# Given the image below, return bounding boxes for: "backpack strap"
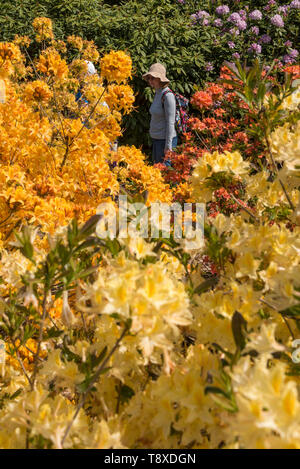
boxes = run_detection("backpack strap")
[161,88,174,106]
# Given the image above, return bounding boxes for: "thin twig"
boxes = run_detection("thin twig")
[31,289,48,389]
[85,110,114,131]
[194,130,210,151]
[0,210,14,227]
[61,324,129,447]
[265,133,295,211]
[60,139,70,170]
[81,165,93,197]
[9,147,19,166]
[229,192,260,222]
[35,129,57,170]
[23,48,42,81]
[52,87,66,141]
[59,87,107,169]
[5,219,22,241]
[24,344,45,362]
[15,349,32,388]
[38,102,64,141]
[115,381,122,414]
[69,87,107,145]
[49,315,60,330]
[81,312,88,339]
[260,298,295,340]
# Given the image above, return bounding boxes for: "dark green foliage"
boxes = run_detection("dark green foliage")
[0,0,220,152]
[0,0,104,40]
[95,0,223,150]
[1,0,299,151]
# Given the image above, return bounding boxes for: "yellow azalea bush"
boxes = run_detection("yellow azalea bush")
[0,20,300,450]
[0,20,171,246]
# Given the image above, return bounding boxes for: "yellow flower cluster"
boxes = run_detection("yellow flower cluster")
[0,42,22,78]
[191,150,249,202]
[279,82,300,111]
[105,84,135,114]
[32,17,54,42]
[271,120,300,178]
[225,352,300,449]
[36,49,69,80]
[80,251,192,367]
[100,50,132,84]
[121,345,220,448]
[23,80,53,103]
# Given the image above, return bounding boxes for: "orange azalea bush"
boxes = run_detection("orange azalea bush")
[158,66,267,191]
[160,63,299,213]
[0,20,172,247]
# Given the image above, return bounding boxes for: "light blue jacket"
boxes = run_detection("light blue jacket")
[149,87,177,150]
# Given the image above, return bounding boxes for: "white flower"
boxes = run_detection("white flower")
[61,290,74,327]
[245,324,285,355]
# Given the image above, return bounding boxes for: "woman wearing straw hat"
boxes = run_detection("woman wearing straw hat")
[143,63,177,164]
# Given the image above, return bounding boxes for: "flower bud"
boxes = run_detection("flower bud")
[62,290,74,327]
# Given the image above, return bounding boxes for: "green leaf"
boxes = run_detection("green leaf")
[193,277,218,295]
[44,327,64,339]
[74,237,105,252]
[79,215,102,239]
[280,303,300,319]
[95,346,108,366]
[231,311,247,352]
[204,386,238,413]
[211,342,234,361]
[119,384,135,405]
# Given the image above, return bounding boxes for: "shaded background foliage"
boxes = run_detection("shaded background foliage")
[1,0,299,152]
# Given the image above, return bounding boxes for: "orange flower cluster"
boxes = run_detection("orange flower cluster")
[190,90,213,109]
[67,35,84,51]
[207,186,240,218]
[0,42,22,78]
[283,65,300,79]
[6,338,47,372]
[160,67,266,189]
[67,36,100,62]
[190,83,224,111]
[157,145,205,187]
[188,117,207,131]
[36,49,69,80]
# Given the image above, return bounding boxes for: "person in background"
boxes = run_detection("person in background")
[76,61,118,151]
[142,63,177,164]
[75,60,97,105]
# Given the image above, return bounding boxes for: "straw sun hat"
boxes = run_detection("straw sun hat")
[142,63,170,84]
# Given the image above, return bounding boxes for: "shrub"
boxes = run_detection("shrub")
[1,23,300,448]
[1,1,299,151]
[0,19,172,244]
